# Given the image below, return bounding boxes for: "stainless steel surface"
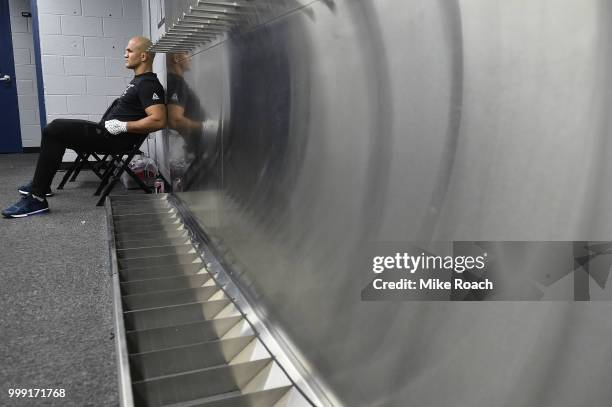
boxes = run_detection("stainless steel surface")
[181,15,233,24]
[184,387,293,407]
[120,274,213,296]
[188,9,246,21]
[126,316,243,354]
[169,24,226,33]
[167,27,220,34]
[117,237,191,250]
[181,16,234,26]
[122,286,220,310]
[191,7,252,16]
[129,335,256,380]
[196,1,253,8]
[161,0,612,406]
[114,216,181,228]
[117,229,188,243]
[120,263,209,281]
[106,198,136,407]
[159,36,218,41]
[107,195,309,406]
[161,38,214,41]
[117,253,200,270]
[171,195,331,406]
[166,31,223,39]
[161,39,214,44]
[150,0,264,53]
[132,359,272,406]
[169,26,220,32]
[116,245,194,259]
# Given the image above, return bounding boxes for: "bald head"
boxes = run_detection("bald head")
[131,36,153,53]
[130,36,155,60]
[125,36,155,73]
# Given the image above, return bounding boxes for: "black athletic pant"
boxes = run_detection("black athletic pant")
[30,119,134,198]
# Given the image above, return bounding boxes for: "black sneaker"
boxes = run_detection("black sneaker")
[2,194,49,218]
[18,181,54,197]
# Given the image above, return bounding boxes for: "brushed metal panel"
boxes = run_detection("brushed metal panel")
[161,0,612,406]
[119,263,208,282]
[117,244,194,260]
[132,359,271,406]
[123,286,220,311]
[115,229,188,243]
[126,316,243,354]
[124,299,232,331]
[129,335,255,380]
[121,274,212,295]
[117,236,190,250]
[118,253,200,270]
[187,386,292,407]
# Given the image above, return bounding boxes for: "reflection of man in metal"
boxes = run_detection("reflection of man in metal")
[167,52,205,140]
[166,52,218,189]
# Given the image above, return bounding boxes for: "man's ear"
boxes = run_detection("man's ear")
[141,52,147,62]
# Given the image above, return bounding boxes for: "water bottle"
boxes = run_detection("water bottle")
[173,177,183,192]
[154,177,164,194]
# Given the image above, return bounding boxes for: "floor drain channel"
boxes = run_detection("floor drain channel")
[106,194,307,407]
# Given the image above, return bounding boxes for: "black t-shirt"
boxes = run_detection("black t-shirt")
[101,72,165,123]
[167,73,204,121]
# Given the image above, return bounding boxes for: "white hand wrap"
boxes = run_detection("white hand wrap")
[201,119,219,143]
[104,119,128,135]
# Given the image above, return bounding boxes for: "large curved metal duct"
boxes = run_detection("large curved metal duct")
[161,0,612,405]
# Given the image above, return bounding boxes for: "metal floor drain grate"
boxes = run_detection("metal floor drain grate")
[106,194,312,407]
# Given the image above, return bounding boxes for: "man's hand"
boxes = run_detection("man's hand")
[202,119,219,142]
[105,119,128,135]
[124,105,167,134]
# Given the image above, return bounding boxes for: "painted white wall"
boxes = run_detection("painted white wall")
[9,0,42,148]
[36,0,143,127]
[24,0,169,172]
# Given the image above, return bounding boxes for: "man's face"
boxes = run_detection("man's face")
[124,39,144,69]
[179,53,192,71]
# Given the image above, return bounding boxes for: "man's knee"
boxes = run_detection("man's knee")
[42,119,61,138]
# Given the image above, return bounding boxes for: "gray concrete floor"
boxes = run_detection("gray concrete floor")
[0,154,119,406]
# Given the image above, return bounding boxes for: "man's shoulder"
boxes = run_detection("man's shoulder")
[135,73,163,87]
[135,75,165,99]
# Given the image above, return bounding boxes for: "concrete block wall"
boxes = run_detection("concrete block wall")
[9,0,41,148]
[36,0,143,127]
[141,0,167,177]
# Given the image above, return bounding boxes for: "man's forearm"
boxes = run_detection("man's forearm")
[126,116,166,134]
[169,115,202,133]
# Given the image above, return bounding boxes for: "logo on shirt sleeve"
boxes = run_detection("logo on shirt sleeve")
[152,93,160,100]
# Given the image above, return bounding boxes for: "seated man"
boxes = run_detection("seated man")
[2,36,167,218]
